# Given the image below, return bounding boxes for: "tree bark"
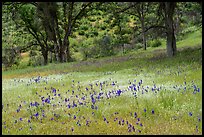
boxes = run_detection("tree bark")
[164,2,177,57]
[49,51,52,63]
[61,2,74,63]
[136,3,147,50]
[41,46,48,65]
[141,17,147,50]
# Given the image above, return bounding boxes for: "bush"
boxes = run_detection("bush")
[89,17,96,22]
[104,19,111,24]
[92,31,99,36]
[28,51,44,67]
[2,47,21,70]
[100,25,106,30]
[148,39,162,47]
[135,43,143,50]
[85,33,89,38]
[78,30,85,36]
[97,35,115,57]
[80,25,89,31]
[80,35,115,59]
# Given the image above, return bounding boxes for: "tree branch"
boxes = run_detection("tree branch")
[136,25,167,36]
[19,42,39,52]
[73,2,93,24]
[145,25,166,33]
[114,2,139,14]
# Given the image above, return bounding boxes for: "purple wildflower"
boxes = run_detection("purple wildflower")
[104,117,106,121]
[144,108,146,112]
[16,109,20,113]
[45,98,50,103]
[134,112,137,118]
[140,123,143,127]
[34,112,39,117]
[152,109,154,114]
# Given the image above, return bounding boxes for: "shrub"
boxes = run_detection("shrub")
[92,31,99,36]
[104,19,111,24]
[89,17,96,22]
[28,51,44,67]
[97,35,115,57]
[97,16,102,20]
[148,39,162,47]
[85,33,89,38]
[80,25,89,31]
[100,25,106,30]
[78,30,85,36]
[2,47,21,70]
[135,43,143,50]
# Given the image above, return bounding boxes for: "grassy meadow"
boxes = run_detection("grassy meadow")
[2,29,202,135]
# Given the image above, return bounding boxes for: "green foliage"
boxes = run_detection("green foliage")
[2,47,21,70]
[79,25,89,31]
[180,26,199,35]
[79,34,115,59]
[100,25,107,30]
[89,16,97,22]
[148,39,162,47]
[96,34,114,57]
[135,43,143,50]
[91,30,99,37]
[78,30,85,36]
[28,50,44,67]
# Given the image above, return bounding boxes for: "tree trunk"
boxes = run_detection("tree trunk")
[66,38,72,62]
[49,51,52,63]
[59,44,66,63]
[164,2,176,57]
[41,47,48,65]
[141,18,147,50]
[141,3,147,50]
[122,44,125,54]
[60,2,74,63]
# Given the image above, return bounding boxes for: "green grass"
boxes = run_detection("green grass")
[2,29,202,135]
[177,28,202,48]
